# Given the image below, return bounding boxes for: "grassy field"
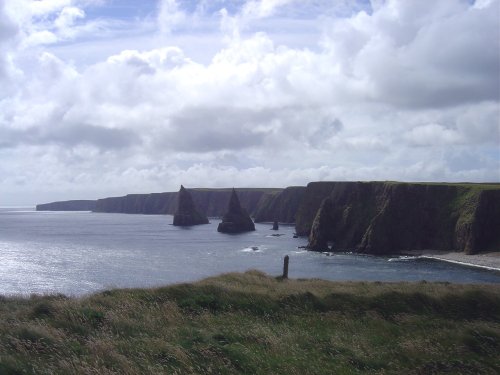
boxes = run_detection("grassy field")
[1,271,499,374]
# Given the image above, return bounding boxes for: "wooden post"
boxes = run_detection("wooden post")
[283,255,289,279]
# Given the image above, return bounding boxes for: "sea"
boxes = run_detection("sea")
[1,207,499,296]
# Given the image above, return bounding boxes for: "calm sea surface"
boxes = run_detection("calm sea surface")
[1,208,499,296]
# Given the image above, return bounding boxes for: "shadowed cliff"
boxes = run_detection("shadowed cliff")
[301,182,500,254]
[92,188,282,217]
[253,186,306,223]
[35,182,500,255]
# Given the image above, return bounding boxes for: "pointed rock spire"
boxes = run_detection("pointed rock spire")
[217,189,255,233]
[272,220,279,230]
[173,185,209,226]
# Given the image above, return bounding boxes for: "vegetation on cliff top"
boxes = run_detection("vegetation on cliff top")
[1,271,499,374]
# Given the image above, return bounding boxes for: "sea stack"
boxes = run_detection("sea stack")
[217,189,255,233]
[173,186,209,226]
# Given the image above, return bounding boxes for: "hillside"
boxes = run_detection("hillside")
[0,271,499,374]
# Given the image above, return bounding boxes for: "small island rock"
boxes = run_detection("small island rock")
[173,185,209,226]
[217,189,256,233]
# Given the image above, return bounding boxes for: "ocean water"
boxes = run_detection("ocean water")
[0,208,499,296]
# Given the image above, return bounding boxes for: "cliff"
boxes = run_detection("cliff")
[93,192,177,214]
[92,188,281,217]
[301,182,500,254]
[253,186,306,223]
[36,200,97,211]
[217,189,255,233]
[34,181,500,255]
[173,186,209,226]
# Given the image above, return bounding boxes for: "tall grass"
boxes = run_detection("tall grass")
[0,271,499,374]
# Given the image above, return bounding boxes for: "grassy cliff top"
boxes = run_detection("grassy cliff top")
[307,181,500,190]
[190,187,283,192]
[384,181,500,190]
[1,271,499,374]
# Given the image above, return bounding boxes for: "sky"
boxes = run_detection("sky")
[0,0,499,206]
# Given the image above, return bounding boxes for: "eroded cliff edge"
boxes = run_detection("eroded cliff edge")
[300,182,500,254]
[35,181,500,255]
[92,188,282,217]
[252,186,306,223]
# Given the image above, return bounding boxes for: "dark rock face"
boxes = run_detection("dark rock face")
[92,189,281,216]
[308,198,335,251]
[217,189,255,233]
[36,181,500,255]
[94,193,177,214]
[173,186,209,226]
[253,186,306,223]
[303,182,500,254]
[36,200,96,211]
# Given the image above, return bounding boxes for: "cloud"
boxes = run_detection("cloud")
[0,0,19,94]
[163,107,275,152]
[0,0,499,205]
[404,123,463,147]
[0,124,137,150]
[321,0,500,108]
[241,0,296,20]
[157,0,186,35]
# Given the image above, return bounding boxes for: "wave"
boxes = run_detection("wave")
[388,256,419,262]
[240,246,263,253]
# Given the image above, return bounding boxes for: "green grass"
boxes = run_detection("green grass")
[383,181,500,190]
[1,271,499,374]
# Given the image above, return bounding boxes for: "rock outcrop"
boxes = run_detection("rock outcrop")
[173,186,209,226]
[217,189,256,233]
[303,182,500,254]
[253,186,306,223]
[308,198,335,251]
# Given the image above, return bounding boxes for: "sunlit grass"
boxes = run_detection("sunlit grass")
[0,271,499,374]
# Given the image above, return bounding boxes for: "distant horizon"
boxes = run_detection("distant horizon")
[29,180,500,207]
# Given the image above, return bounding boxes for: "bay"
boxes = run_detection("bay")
[1,208,499,296]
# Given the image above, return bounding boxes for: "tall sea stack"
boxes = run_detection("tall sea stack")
[217,189,256,233]
[173,186,209,226]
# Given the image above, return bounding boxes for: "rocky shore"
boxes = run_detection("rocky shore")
[404,250,500,271]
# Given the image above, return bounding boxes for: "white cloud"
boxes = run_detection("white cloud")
[241,0,296,19]
[0,0,499,205]
[405,123,463,147]
[157,0,186,35]
[54,6,85,34]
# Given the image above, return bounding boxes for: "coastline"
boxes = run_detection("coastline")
[403,250,500,272]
